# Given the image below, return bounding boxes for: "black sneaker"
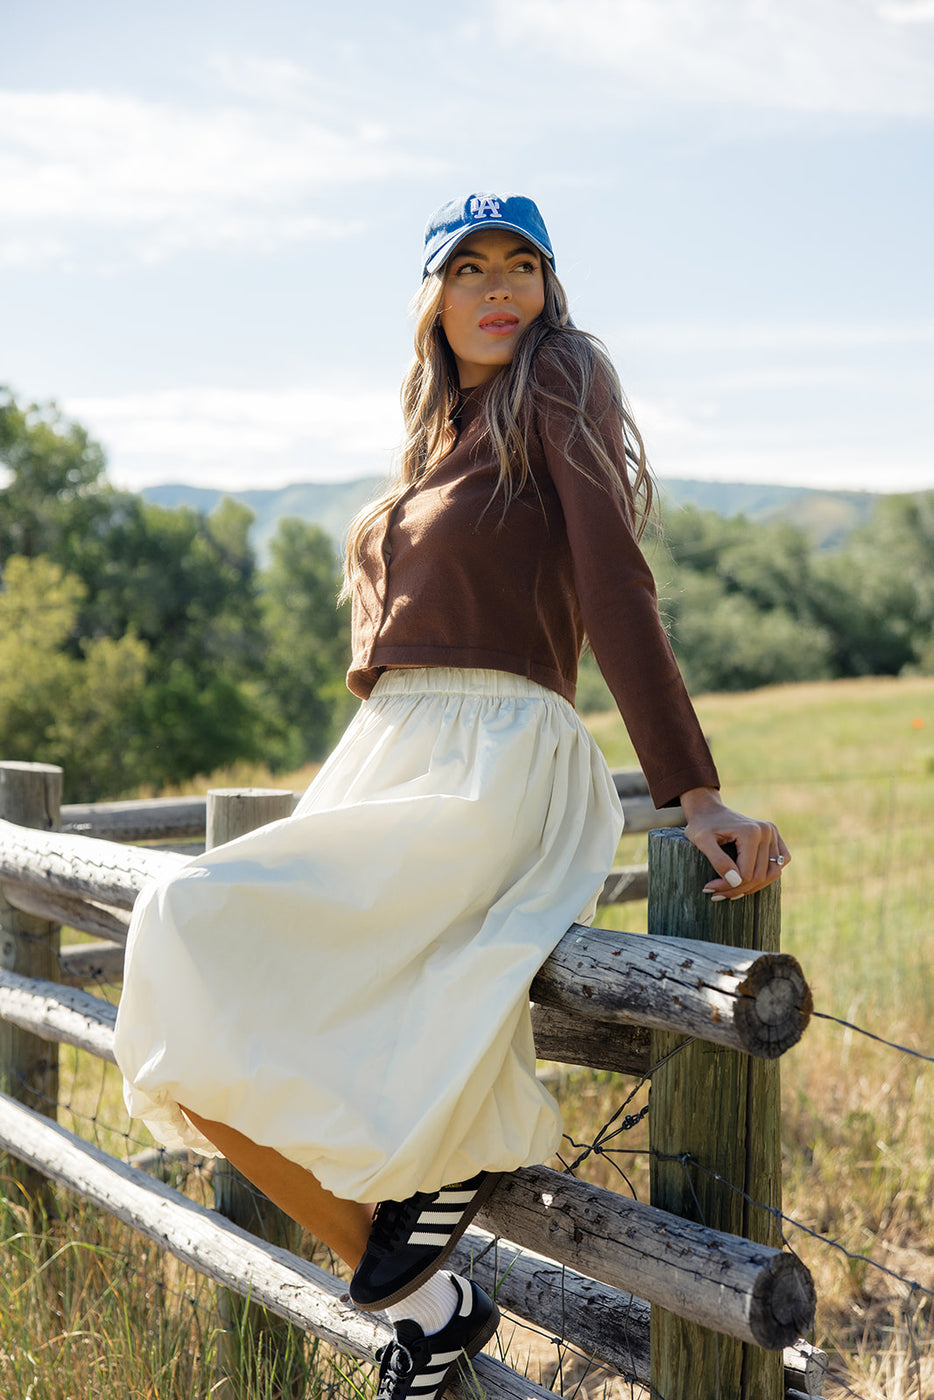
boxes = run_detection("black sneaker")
[350,1171,502,1311]
[374,1275,499,1400]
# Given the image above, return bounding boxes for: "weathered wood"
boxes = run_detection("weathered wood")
[61,795,208,842]
[0,957,815,1353]
[783,1340,828,1396]
[0,810,809,1056]
[206,788,297,848]
[456,1225,822,1397]
[7,947,655,1073]
[618,796,686,834]
[452,1225,651,1381]
[477,1164,813,1350]
[610,769,685,831]
[530,1004,651,1076]
[0,963,816,1362]
[59,939,125,986]
[532,923,811,1059]
[452,1228,823,1397]
[0,1095,550,1400]
[649,826,791,1400]
[0,819,185,909]
[0,763,64,1206]
[598,864,649,905]
[1,880,130,944]
[206,789,304,1394]
[0,969,118,1063]
[611,767,650,799]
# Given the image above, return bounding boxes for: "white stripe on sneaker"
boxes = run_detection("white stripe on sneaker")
[407,1230,451,1246]
[418,1210,465,1225]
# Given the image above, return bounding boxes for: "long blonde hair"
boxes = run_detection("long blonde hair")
[340,260,653,600]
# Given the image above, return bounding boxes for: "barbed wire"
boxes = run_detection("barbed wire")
[811,1010,934,1064]
[656,1150,934,1303]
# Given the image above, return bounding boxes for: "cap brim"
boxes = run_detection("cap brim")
[424,222,555,277]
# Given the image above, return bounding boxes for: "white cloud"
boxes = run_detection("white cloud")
[0,87,443,265]
[495,0,934,116]
[878,1,934,21]
[655,444,932,492]
[64,384,403,490]
[620,323,934,354]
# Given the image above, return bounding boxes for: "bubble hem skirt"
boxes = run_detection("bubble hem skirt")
[114,668,624,1204]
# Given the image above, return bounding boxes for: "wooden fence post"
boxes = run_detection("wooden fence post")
[206,788,305,1397]
[0,761,63,1211]
[648,828,792,1400]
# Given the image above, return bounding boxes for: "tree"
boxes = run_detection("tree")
[0,556,150,799]
[1,389,274,787]
[260,518,354,764]
[0,385,116,565]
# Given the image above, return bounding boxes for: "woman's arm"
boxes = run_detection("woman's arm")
[680,786,790,900]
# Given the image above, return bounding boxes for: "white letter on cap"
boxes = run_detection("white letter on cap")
[470,197,502,220]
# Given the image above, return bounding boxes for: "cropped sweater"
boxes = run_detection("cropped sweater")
[347,360,719,809]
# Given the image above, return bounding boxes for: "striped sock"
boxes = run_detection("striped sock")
[383,1270,459,1335]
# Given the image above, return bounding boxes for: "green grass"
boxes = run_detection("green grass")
[3,674,934,1398]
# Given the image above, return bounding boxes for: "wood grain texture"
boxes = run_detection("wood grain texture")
[532,923,810,1058]
[451,1225,650,1381]
[0,818,184,909]
[58,939,125,986]
[530,1005,651,1076]
[477,1164,813,1350]
[0,762,64,1206]
[0,968,117,1063]
[2,880,129,943]
[452,1227,824,1397]
[598,865,649,905]
[61,795,209,842]
[648,827,802,1399]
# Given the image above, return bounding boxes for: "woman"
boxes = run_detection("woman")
[114,192,789,1400]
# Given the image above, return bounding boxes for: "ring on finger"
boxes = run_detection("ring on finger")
[769,855,785,866]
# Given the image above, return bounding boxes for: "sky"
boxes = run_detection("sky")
[2,0,933,497]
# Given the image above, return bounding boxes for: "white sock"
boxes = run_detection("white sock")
[383,1271,460,1335]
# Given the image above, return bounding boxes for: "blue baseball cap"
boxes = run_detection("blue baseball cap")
[422,193,555,279]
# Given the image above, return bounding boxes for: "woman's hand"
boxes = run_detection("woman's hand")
[679,787,790,901]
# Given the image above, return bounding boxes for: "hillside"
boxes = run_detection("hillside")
[142,475,882,558]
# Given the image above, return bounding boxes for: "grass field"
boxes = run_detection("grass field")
[2,674,933,1398]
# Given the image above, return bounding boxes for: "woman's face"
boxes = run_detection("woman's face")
[439,227,546,388]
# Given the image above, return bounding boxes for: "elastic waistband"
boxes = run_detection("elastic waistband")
[369,666,558,701]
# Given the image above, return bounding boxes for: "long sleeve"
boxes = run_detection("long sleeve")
[535,366,719,808]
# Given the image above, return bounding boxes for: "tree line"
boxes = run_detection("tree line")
[2,387,932,799]
[0,388,353,799]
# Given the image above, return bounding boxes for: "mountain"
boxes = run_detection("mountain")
[142,475,882,559]
[655,479,879,549]
[142,478,385,560]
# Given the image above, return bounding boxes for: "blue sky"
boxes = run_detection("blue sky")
[2,0,933,495]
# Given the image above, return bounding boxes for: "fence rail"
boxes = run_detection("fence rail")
[0,760,820,1400]
[54,769,674,903]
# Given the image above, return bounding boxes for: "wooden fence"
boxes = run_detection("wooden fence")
[0,758,824,1400]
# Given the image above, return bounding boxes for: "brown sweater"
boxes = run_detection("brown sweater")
[348,360,719,809]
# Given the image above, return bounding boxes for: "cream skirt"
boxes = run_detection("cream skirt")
[114,668,623,1203]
